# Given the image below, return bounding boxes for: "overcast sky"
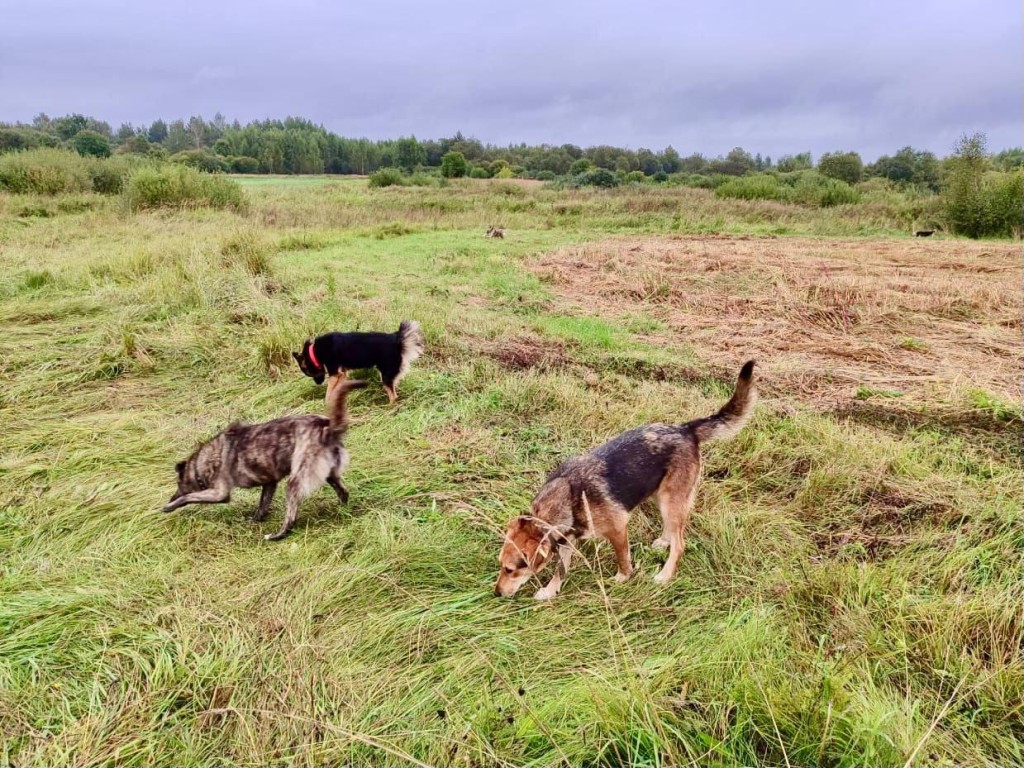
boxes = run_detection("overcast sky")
[1,0,1020,159]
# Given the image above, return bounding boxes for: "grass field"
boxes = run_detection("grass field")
[0,178,1021,766]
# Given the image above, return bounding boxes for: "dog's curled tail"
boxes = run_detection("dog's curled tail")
[329,379,368,435]
[397,320,425,375]
[690,360,757,443]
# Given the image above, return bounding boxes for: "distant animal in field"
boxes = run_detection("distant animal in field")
[164,380,367,541]
[485,226,505,239]
[494,361,757,599]
[293,321,424,404]
[914,230,934,237]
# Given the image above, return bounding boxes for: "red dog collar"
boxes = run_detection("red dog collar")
[307,343,322,370]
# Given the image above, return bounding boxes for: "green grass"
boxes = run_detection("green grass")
[0,178,1020,766]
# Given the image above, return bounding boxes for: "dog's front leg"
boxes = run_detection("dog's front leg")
[162,486,231,512]
[535,544,573,600]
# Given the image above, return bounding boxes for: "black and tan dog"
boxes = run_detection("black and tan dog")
[293,321,424,404]
[164,380,366,540]
[494,361,756,599]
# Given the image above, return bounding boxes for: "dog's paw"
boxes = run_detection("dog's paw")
[534,586,558,601]
[264,531,288,541]
[652,570,673,584]
[162,503,177,513]
[613,571,632,584]
[651,537,669,551]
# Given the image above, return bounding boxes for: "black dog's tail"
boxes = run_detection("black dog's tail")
[689,360,757,443]
[329,380,368,435]
[397,320,425,377]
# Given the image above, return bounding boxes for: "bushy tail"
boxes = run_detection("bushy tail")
[690,360,757,443]
[329,380,368,435]
[397,320,424,378]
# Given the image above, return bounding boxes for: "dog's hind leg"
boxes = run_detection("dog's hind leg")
[253,482,277,521]
[653,457,700,584]
[265,459,326,541]
[326,472,349,505]
[265,479,304,541]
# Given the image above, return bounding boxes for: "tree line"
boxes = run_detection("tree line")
[2,112,1021,185]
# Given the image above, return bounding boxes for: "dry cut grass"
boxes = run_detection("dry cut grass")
[532,235,1022,407]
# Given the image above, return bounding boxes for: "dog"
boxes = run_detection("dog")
[293,320,424,404]
[494,360,756,599]
[164,380,367,540]
[485,226,505,239]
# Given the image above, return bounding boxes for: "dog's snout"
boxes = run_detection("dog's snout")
[493,585,502,597]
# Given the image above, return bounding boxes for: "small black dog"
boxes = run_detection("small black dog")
[293,320,424,403]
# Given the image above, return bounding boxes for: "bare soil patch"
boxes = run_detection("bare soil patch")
[532,236,1021,407]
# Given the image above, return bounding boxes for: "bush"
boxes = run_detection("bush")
[818,151,863,184]
[791,172,860,207]
[715,174,787,201]
[0,148,93,194]
[652,171,668,183]
[440,151,467,178]
[570,158,594,174]
[121,165,247,212]
[985,171,1023,238]
[368,167,406,188]
[535,170,556,181]
[575,168,620,188]
[72,130,112,158]
[89,155,139,195]
[468,166,490,179]
[623,170,647,184]
[227,156,261,174]
[170,149,227,173]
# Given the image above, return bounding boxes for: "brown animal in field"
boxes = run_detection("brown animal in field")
[494,361,756,599]
[486,226,505,239]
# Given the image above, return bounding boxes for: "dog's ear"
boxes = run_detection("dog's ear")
[175,460,186,478]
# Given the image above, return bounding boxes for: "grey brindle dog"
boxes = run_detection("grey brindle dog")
[164,380,366,540]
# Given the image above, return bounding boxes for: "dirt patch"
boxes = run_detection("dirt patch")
[531,236,1022,406]
[470,334,573,371]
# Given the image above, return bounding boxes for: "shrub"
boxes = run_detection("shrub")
[716,174,787,201]
[121,164,247,212]
[368,167,406,188]
[791,172,860,207]
[227,156,261,174]
[0,148,93,194]
[170,149,227,173]
[943,133,1003,238]
[623,170,647,184]
[818,151,863,184]
[440,151,467,178]
[469,166,490,179]
[495,167,516,179]
[652,170,668,183]
[89,154,138,194]
[71,130,112,158]
[985,171,1023,238]
[535,170,556,181]
[570,158,594,174]
[575,168,620,188]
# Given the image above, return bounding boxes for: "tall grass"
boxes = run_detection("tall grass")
[0,148,143,196]
[121,165,247,212]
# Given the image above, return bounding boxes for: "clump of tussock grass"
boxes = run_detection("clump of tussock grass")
[220,229,275,280]
[121,164,247,213]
